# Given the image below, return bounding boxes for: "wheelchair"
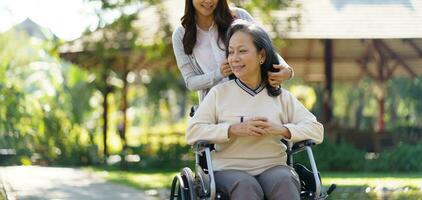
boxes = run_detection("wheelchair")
[170,139,336,200]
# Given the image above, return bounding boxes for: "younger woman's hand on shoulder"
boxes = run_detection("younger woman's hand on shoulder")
[267,64,292,87]
[220,60,232,77]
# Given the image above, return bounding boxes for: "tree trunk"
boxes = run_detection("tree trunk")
[102,70,110,164]
[121,69,128,169]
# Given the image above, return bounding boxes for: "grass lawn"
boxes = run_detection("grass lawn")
[86,167,422,200]
[0,189,4,200]
[321,172,422,200]
[322,171,422,188]
[85,166,178,190]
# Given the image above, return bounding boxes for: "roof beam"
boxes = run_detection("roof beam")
[386,60,400,80]
[356,59,377,80]
[403,39,422,58]
[356,40,377,80]
[376,39,417,79]
[372,40,388,81]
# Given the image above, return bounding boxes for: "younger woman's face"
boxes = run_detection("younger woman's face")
[193,0,219,18]
[228,31,265,81]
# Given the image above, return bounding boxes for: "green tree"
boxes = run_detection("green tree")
[0,29,97,165]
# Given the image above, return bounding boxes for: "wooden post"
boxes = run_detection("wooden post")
[373,40,387,133]
[323,39,333,124]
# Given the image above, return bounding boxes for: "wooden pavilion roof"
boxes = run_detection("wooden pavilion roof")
[60,0,422,81]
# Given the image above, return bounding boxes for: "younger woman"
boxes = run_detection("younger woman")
[172,0,293,102]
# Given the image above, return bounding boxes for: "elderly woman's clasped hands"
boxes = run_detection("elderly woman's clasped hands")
[228,117,292,139]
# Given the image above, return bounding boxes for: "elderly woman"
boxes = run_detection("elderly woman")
[186,20,324,200]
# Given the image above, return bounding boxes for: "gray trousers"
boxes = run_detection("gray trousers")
[214,165,300,200]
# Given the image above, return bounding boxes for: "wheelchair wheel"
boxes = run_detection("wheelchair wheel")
[170,174,185,200]
[170,167,196,200]
[182,167,197,199]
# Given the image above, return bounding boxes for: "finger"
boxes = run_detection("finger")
[249,126,266,136]
[267,79,277,86]
[268,72,289,83]
[270,82,281,87]
[273,64,287,70]
[270,80,282,86]
[270,71,287,78]
[267,71,274,77]
[271,79,282,86]
[250,121,270,128]
[247,116,268,122]
[268,79,276,84]
[268,72,284,79]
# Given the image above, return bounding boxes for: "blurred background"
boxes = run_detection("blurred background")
[0,0,421,199]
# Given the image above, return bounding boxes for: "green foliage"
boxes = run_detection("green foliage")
[0,30,97,165]
[387,77,422,131]
[247,0,297,11]
[294,140,366,171]
[137,143,192,169]
[331,77,422,132]
[294,139,422,172]
[143,68,187,124]
[368,142,422,172]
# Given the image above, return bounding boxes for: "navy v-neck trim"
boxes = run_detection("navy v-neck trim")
[235,79,265,96]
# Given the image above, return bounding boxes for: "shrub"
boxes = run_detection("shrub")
[293,140,366,171]
[369,142,422,172]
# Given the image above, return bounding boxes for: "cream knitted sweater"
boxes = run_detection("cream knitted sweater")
[187,79,324,175]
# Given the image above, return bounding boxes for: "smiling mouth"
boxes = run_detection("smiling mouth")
[232,65,245,72]
[201,4,214,9]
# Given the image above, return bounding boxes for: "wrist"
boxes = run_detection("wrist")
[282,125,291,139]
[287,67,294,79]
[228,125,236,138]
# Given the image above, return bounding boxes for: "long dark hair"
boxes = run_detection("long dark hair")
[225,20,281,97]
[181,0,234,55]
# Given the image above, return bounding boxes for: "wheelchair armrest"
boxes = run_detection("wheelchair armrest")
[193,140,214,152]
[289,139,316,155]
[192,140,217,199]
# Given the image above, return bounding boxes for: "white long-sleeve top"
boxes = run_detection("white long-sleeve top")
[187,79,324,175]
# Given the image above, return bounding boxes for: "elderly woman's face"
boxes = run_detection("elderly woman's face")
[228,31,264,81]
[193,0,218,18]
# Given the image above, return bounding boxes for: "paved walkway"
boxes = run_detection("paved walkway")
[0,166,163,200]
